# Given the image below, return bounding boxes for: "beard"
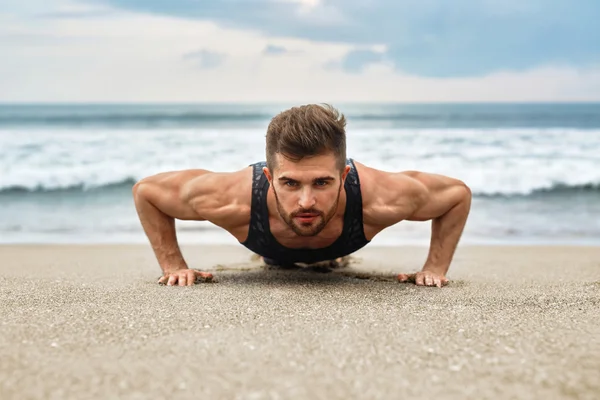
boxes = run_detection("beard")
[273,185,341,237]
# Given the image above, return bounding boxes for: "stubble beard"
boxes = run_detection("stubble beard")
[273,185,341,237]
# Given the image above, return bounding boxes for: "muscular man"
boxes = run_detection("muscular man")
[132,104,472,288]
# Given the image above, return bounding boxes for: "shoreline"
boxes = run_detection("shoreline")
[2,242,600,248]
[3,233,598,248]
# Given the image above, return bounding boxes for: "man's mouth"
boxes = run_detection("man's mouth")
[294,212,320,222]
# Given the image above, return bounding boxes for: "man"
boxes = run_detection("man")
[132,104,472,288]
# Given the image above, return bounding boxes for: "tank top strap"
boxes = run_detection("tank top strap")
[341,158,367,243]
[243,161,271,250]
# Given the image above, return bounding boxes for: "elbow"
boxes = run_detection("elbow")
[132,179,151,202]
[463,181,472,198]
[458,180,472,199]
[457,180,472,212]
[132,180,143,196]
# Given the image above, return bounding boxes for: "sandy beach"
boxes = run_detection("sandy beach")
[1,244,599,400]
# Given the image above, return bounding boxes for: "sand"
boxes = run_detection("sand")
[1,244,599,400]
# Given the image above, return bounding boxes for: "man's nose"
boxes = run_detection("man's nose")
[298,188,316,209]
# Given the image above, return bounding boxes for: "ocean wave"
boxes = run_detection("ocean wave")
[0,111,273,126]
[2,126,599,199]
[0,178,137,194]
[2,176,598,198]
[4,111,598,126]
[475,182,600,197]
[3,103,600,129]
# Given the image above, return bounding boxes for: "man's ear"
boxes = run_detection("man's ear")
[263,166,273,183]
[341,165,351,182]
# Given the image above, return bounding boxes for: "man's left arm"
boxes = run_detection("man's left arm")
[398,171,472,287]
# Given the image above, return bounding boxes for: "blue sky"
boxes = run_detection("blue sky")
[1,0,599,102]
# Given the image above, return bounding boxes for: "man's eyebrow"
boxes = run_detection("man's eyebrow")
[278,176,335,182]
[278,176,296,182]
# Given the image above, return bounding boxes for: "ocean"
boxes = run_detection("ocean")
[1,103,599,246]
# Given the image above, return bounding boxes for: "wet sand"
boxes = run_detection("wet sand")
[1,244,599,399]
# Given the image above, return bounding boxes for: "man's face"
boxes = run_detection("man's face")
[264,152,350,237]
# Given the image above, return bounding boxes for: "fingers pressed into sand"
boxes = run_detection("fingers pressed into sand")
[200,272,213,281]
[187,270,195,286]
[397,273,415,283]
[167,274,178,286]
[425,275,434,286]
[158,276,168,285]
[192,271,214,283]
[178,274,187,286]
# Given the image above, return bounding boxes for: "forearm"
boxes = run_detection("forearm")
[423,190,471,276]
[133,186,188,273]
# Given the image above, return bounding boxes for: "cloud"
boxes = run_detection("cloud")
[37,10,115,18]
[183,49,227,69]
[8,0,115,19]
[1,0,600,103]
[263,44,287,56]
[100,0,600,77]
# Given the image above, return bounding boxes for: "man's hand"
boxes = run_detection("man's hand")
[397,271,448,288]
[158,268,214,286]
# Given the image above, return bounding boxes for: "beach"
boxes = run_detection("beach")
[2,102,600,399]
[2,244,599,400]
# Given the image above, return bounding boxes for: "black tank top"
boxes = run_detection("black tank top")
[239,158,370,264]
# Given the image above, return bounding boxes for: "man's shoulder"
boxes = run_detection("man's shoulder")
[352,160,425,206]
[184,165,254,210]
[353,161,431,229]
[207,165,254,199]
[350,160,389,192]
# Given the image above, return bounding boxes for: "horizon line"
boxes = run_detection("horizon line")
[1,100,600,106]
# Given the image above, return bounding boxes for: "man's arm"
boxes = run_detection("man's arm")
[133,168,252,286]
[361,166,471,287]
[402,171,472,285]
[132,169,224,285]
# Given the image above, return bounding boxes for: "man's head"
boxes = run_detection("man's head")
[263,104,351,237]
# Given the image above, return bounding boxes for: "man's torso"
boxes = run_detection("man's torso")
[191,158,400,263]
[238,159,370,264]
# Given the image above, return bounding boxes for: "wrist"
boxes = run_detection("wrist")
[162,263,188,274]
[422,263,447,276]
[160,253,188,273]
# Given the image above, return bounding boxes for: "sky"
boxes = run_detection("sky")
[1,0,599,103]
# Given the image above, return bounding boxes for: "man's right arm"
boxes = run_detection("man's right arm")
[132,169,212,279]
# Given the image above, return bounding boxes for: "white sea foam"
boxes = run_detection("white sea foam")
[2,127,599,196]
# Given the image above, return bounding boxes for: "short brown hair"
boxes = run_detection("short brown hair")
[265,103,347,172]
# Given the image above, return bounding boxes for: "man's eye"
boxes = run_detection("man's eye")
[315,180,327,186]
[285,181,297,187]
